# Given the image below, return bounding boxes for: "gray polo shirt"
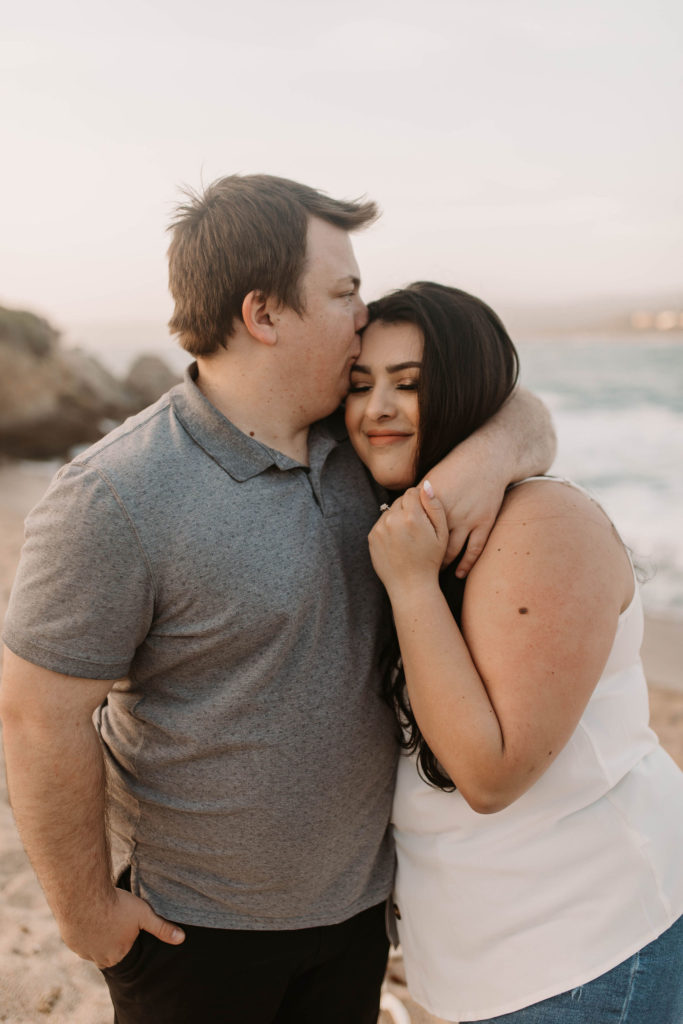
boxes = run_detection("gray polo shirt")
[3,367,398,929]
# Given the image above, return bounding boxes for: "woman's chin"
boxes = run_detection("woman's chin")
[375,471,416,492]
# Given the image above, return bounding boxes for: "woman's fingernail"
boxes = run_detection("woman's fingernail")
[423,479,434,498]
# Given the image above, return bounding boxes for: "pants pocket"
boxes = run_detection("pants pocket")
[101,931,145,978]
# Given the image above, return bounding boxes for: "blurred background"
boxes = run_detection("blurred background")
[0,6,681,1019]
[2,0,682,620]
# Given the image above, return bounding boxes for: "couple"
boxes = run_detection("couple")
[1,175,681,1024]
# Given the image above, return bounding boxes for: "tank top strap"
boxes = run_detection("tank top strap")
[508,473,588,495]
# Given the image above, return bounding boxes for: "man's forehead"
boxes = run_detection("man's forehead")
[304,218,361,275]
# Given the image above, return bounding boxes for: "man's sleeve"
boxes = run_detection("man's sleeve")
[3,463,155,680]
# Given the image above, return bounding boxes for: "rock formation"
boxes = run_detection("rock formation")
[124,354,183,409]
[0,307,180,459]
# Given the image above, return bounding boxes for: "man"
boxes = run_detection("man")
[0,175,555,1023]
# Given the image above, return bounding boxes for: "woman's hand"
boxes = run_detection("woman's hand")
[368,482,448,593]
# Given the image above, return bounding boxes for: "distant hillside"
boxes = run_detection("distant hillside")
[500,290,683,337]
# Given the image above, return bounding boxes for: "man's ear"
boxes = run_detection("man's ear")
[242,291,278,346]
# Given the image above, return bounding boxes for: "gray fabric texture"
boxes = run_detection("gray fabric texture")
[3,366,398,929]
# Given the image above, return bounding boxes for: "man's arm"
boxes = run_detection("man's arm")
[425,387,556,575]
[0,647,184,967]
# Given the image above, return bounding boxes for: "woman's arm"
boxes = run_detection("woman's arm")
[425,387,557,576]
[369,480,633,812]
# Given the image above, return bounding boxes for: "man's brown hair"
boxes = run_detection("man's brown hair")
[167,174,379,356]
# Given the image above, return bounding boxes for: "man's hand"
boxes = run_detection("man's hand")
[0,649,183,970]
[436,464,507,575]
[423,388,556,575]
[424,439,509,575]
[62,887,185,968]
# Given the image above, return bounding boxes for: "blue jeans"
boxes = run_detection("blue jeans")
[464,914,683,1024]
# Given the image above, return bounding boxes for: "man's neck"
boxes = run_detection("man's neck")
[195,356,311,465]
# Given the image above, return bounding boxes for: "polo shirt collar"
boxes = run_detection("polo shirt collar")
[170,364,346,481]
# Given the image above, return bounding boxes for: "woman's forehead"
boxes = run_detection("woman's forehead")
[358,321,423,365]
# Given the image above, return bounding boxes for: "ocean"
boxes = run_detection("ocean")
[517,334,683,621]
[72,326,683,621]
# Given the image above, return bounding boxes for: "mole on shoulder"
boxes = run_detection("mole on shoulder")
[518,607,529,615]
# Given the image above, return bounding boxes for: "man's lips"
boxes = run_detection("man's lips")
[366,432,413,447]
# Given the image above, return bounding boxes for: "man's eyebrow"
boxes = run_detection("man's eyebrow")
[351,361,422,374]
[336,275,361,288]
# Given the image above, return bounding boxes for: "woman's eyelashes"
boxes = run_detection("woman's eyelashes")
[348,376,420,395]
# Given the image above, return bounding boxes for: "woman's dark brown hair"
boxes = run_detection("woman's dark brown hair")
[366,281,519,789]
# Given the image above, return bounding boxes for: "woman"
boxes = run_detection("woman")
[344,282,683,1024]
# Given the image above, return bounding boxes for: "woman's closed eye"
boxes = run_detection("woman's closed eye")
[348,377,419,395]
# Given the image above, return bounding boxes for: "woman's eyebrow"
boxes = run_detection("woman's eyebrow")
[387,361,421,372]
[351,360,422,374]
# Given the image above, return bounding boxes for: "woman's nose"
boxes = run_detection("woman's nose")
[365,385,395,420]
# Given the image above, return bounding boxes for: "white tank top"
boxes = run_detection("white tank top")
[391,481,683,1021]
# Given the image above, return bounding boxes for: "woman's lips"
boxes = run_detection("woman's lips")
[366,433,413,447]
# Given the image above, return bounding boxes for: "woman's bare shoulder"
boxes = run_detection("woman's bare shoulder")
[473,476,633,613]
[497,477,614,529]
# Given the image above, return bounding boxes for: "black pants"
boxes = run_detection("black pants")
[101,899,389,1024]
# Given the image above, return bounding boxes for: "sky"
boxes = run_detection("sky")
[2,0,682,347]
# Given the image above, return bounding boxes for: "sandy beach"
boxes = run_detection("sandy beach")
[0,460,681,1024]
